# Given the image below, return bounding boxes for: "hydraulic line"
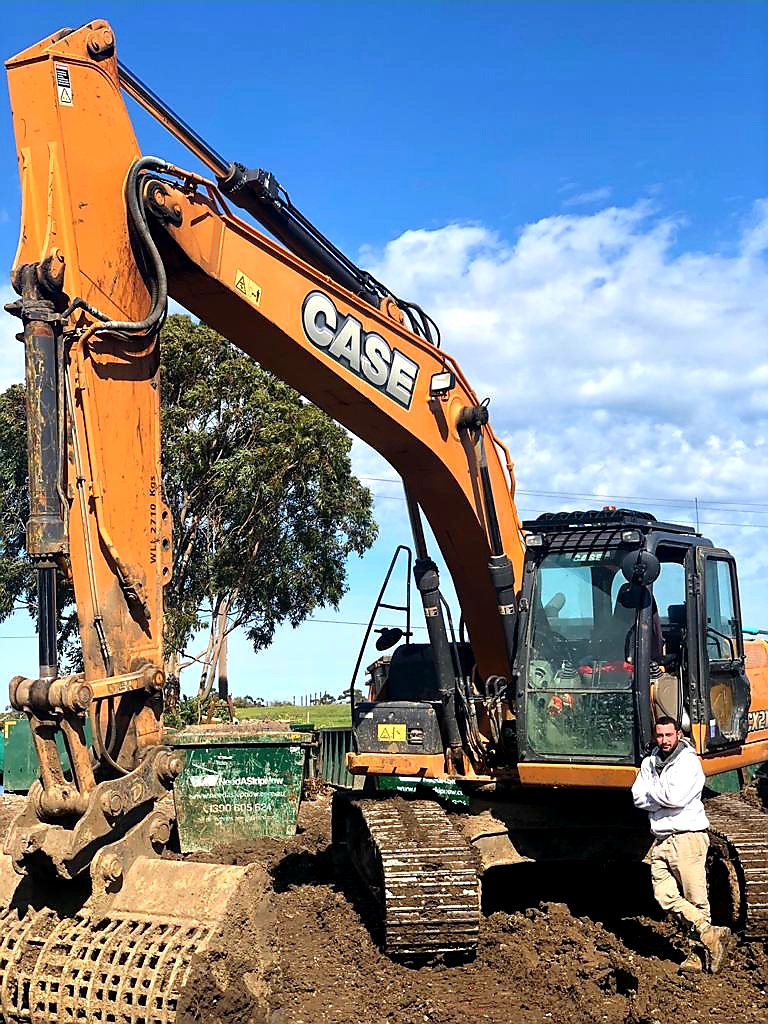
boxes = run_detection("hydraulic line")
[405,488,464,773]
[64,354,112,673]
[99,698,129,776]
[456,405,519,673]
[58,157,171,622]
[117,62,441,344]
[79,156,170,345]
[440,593,484,758]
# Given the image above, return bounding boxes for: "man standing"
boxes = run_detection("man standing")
[632,716,733,973]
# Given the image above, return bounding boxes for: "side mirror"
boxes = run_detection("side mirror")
[375,627,404,651]
[621,549,661,586]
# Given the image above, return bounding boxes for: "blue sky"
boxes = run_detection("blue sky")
[1,2,767,702]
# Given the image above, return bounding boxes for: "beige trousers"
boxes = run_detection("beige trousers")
[650,831,711,934]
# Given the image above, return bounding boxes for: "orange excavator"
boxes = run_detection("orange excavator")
[2,19,767,1020]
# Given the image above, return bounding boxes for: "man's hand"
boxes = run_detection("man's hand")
[631,758,661,811]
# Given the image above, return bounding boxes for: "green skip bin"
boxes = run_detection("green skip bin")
[170,724,312,851]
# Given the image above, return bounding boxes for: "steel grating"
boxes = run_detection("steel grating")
[0,907,213,1024]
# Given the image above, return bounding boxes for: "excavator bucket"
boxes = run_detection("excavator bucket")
[0,854,276,1024]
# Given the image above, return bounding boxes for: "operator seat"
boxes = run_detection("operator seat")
[597,584,638,662]
[664,603,687,665]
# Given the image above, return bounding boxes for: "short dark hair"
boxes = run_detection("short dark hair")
[655,715,681,732]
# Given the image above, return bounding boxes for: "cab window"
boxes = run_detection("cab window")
[705,559,739,660]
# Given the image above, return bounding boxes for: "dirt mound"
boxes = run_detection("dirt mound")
[266,850,768,1024]
[181,862,279,1024]
[198,796,767,1024]
[0,795,25,838]
[0,792,766,1024]
[174,719,294,736]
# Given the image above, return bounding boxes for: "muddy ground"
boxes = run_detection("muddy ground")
[194,786,767,1024]
[0,789,765,1024]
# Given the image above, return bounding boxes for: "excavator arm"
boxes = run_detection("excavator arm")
[5,20,525,878]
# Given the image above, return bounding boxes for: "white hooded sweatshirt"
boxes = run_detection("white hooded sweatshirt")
[631,740,709,836]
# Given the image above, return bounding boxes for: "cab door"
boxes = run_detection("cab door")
[694,548,750,749]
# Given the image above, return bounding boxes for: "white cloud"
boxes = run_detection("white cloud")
[563,186,613,207]
[362,200,768,622]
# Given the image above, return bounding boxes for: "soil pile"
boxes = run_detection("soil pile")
[0,792,765,1024]
[0,794,25,838]
[193,794,767,1024]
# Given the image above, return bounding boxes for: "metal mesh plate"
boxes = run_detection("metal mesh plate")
[0,907,213,1024]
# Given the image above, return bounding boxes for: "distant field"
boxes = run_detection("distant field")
[237,703,351,728]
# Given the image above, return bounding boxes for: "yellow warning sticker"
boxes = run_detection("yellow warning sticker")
[377,723,406,742]
[234,269,262,307]
[55,64,74,107]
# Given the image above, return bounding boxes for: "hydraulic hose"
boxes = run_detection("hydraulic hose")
[79,156,171,343]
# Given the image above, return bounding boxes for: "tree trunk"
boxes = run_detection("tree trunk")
[198,591,237,701]
[164,650,181,713]
[217,610,229,701]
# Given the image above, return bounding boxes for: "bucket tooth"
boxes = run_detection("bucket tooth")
[0,854,277,1024]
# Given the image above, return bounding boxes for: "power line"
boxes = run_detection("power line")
[361,474,768,510]
[308,617,425,630]
[2,481,764,644]
[359,476,768,530]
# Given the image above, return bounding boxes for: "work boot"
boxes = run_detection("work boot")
[678,946,704,974]
[699,925,734,974]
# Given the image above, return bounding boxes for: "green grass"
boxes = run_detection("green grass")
[236,703,351,728]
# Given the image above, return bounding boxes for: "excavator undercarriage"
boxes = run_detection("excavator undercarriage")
[334,786,768,962]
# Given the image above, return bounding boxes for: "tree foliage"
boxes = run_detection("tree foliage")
[0,384,32,618]
[0,315,377,690]
[0,384,79,657]
[160,315,377,691]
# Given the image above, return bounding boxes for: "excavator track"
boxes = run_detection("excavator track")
[706,794,768,938]
[337,796,480,959]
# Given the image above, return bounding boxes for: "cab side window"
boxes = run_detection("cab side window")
[702,555,749,746]
[705,559,738,660]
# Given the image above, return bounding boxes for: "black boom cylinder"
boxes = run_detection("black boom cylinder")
[18,265,66,682]
[37,567,58,680]
[414,557,465,773]
[218,165,381,309]
[21,279,66,560]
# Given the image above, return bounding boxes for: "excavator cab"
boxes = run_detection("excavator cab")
[517,509,751,768]
[349,507,753,779]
